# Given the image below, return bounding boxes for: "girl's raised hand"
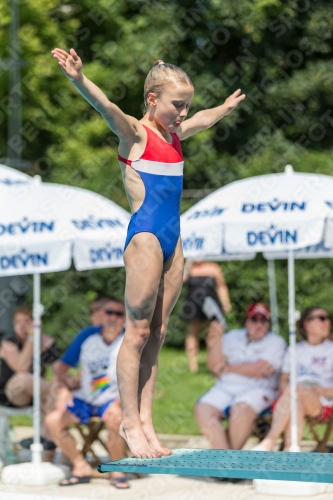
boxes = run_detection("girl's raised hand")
[223,89,246,115]
[51,48,83,81]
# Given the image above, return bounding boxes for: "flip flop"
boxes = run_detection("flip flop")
[59,474,91,486]
[111,477,130,489]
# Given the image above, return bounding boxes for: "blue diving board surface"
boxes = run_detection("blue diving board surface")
[98,449,333,483]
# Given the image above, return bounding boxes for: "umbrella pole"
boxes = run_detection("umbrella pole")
[1,274,64,484]
[288,250,300,452]
[267,259,279,335]
[31,273,43,464]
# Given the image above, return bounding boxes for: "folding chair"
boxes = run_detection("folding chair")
[253,405,333,453]
[74,417,108,467]
[306,411,333,452]
[252,409,272,441]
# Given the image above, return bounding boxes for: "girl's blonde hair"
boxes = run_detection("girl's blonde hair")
[143,60,193,114]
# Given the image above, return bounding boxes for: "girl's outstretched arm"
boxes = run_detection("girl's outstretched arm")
[51,48,140,141]
[177,89,246,141]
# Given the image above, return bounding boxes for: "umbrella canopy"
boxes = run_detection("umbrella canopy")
[0,163,32,185]
[0,176,130,275]
[181,165,331,256]
[264,239,333,260]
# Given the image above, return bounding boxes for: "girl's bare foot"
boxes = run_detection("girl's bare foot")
[142,424,173,456]
[119,424,161,459]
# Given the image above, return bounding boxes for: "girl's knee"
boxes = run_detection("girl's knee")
[125,325,151,348]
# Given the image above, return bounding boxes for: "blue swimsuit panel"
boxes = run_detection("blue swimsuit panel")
[118,125,184,262]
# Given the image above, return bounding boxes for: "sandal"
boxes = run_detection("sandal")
[111,477,130,489]
[59,474,91,486]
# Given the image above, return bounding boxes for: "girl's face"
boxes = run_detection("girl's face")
[148,83,194,132]
[304,308,331,342]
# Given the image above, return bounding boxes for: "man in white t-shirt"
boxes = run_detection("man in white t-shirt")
[45,297,129,489]
[195,303,286,450]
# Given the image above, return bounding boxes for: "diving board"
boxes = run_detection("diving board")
[98,449,333,483]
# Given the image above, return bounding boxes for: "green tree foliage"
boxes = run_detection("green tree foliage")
[1,0,333,348]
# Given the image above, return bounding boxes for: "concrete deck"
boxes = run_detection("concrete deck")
[1,427,331,499]
[1,475,333,500]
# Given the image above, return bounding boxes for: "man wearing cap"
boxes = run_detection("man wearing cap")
[195,303,286,450]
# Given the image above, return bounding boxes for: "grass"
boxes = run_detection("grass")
[153,347,215,435]
[10,346,333,441]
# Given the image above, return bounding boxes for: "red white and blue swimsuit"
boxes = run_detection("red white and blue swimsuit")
[118,125,184,262]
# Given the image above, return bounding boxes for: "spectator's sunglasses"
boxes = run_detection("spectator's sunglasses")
[307,314,331,322]
[104,309,125,317]
[249,315,269,324]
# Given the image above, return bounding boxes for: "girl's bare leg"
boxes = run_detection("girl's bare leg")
[138,238,184,455]
[185,320,201,372]
[117,233,164,458]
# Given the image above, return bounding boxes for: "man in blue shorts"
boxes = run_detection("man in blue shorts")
[45,296,129,489]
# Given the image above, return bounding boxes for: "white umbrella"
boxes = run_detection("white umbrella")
[181,165,332,453]
[0,169,130,484]
[181,165,331,256]
[0,176,130,274]
[0,164,32,186]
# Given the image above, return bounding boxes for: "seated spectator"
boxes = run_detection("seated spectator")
[89,294,115,326]
[195,303,286,450]
[0,306,59,451]
[255,307,333,451]
[45,296,129,489]
[59,295,116,392]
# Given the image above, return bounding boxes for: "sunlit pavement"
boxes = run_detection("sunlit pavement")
[1,475,333,500]
[1,428,331,500]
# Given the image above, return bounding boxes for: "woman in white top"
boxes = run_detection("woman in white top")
[256,307,333,451]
